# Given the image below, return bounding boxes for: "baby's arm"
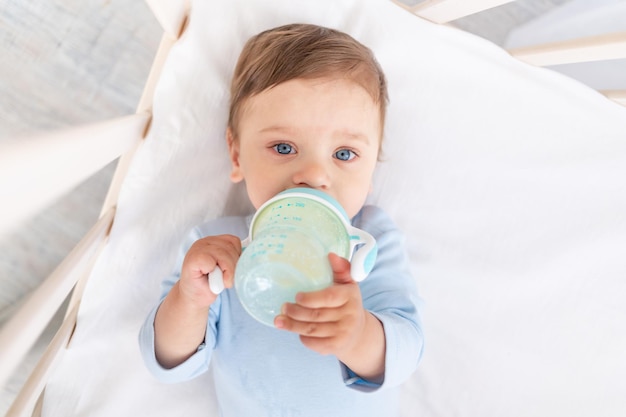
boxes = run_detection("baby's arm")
[275,206,423,389]
[154,234,241,368]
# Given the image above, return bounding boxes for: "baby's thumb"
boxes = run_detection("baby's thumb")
[328,253,354,285]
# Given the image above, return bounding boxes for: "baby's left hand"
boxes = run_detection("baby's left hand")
[274,253,367,358]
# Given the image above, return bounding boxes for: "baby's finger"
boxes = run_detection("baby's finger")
[218,234,244,257]
[182,248,220,280]
[280,302,338,323]
[328,253,353,285]
[294,284,352,309]
[194,235,241,285]
[198,236,241,263]
[274,315,338,338]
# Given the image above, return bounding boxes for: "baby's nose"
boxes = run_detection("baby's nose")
[292,160,330,189]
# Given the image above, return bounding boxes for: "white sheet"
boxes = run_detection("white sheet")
[43,0,626,416]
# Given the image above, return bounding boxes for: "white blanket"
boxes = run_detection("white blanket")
[43,0,626,416]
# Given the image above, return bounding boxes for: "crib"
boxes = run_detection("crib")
[1,0,625,416]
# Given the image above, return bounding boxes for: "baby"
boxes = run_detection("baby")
[140,23,423,417]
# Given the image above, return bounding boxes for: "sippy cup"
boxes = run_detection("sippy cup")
[208,187,377,327]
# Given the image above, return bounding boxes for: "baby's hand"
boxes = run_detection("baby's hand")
[275,253,367,359]
[178,234,241,309]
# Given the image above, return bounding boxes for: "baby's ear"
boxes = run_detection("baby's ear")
[226,128,244,183]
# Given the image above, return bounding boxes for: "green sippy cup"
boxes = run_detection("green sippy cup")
[208,188,377,327]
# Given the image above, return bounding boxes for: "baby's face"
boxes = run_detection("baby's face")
[228,77,380,218]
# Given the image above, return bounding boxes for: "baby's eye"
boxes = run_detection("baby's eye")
[273,143,295,155]
[334,149,356,161]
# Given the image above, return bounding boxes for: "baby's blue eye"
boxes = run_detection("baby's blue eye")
[334,149,356,161]
[274,143,294,154]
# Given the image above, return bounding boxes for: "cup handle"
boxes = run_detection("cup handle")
[209,234,376,291]
[208,267,224,294]
[348,227,378,282]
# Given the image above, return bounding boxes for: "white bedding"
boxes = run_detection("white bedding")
[43,0,626,416]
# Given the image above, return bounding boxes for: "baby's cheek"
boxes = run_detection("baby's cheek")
[343,193,368,219]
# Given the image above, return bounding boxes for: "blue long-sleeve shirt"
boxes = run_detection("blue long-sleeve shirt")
[139,205,423,417]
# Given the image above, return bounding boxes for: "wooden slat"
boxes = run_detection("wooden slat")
[5,304,80,417]
[136,34,177,114]
[0,112,149,237]
[100,33,176,217]
[3,13,181,413]
[509,32,626,66]
[602,90,626,106]
[0,208,114,388]
[30,392,44,417]
[1,3,186,416]
[393,0,516,24]
[144,0,190,39]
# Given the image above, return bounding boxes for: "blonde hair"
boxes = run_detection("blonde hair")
[228,23,388,140]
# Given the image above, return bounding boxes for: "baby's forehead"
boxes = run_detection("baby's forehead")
[241,76,383,116]
[273,75,382,102]
[232,75,385,144]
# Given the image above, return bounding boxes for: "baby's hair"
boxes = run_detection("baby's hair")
[228,23,388,140]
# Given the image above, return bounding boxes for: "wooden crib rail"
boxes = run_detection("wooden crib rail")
[508,32,626,66]
[5,303,81,417]
[395,0,625,107]
[0,208,114,391]
[2,2,189,416]
[99,33,178,218]
[508,32,626,106]
[394,0,515,23]
[0,113,149,237]
[1,0,190,415]
[602,90,626,106]
[98,1,186,220]
[145,0,190,39]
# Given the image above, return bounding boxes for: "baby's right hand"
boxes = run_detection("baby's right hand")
[178,234,242,309]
